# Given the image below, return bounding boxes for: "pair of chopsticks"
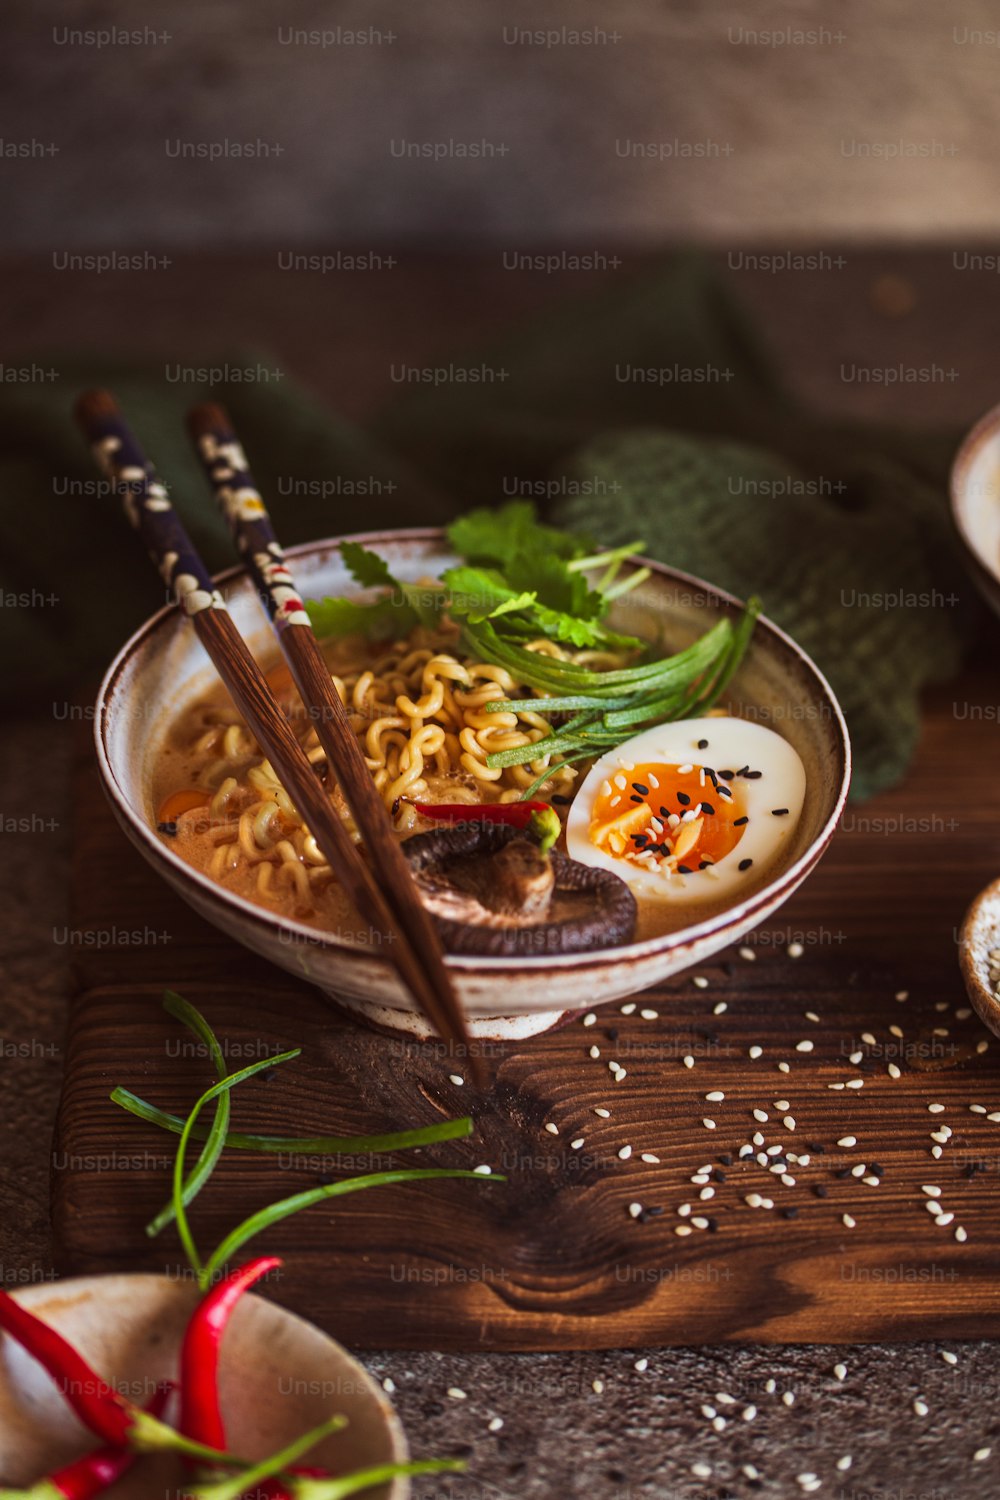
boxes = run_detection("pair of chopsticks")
[75,389,482,1080]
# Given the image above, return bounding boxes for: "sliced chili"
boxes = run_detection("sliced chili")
[32,1382,172,1499]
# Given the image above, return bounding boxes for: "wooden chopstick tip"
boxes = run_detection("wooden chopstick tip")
[187,401,234,443]
[73,387,121,434]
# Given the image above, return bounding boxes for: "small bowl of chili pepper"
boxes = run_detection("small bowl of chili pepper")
[0,1270,413,1497]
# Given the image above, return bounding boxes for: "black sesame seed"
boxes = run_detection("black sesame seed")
[606,1026,619,1041]
[808,1142,826,1153]
[834,1167,851,1180]
[677,864,693,875]
[963,1163,980,1179]
[697,738,709,749]
[719,1153,733,1166]
[704,1216,718,1232]
[869,1162,885,1177]
[780,1206,799,1220]
[737,765,749,776]
[633,834,650,847]
[701,802,715,816]
[632,782,649,795]
[629,794,644,803]
[718,769,734,780]
[677,792,691,806]
[733,816,749,826]
[713,1168,727,1183]
[771,808,789,816]
[743,770,762,780]
[659,806,670,819]
[157,821,178,837]
[813,1184,828,1198]
[551,794,571,805]
[699,860,711,870]
[640,1204,665,1220]
[718,786,733,799]
[738,858,753,871]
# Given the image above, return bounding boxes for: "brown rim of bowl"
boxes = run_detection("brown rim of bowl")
[94,528,852,974]
[950,400,1000,592]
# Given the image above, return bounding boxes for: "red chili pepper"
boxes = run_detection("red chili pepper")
[0,1290,143,1448]
[414,800,550,826]
[414,800,561,855]
[179,1256,282,1454]
[36,1382,172,1499]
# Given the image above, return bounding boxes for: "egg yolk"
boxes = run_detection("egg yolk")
[588,761,747,872]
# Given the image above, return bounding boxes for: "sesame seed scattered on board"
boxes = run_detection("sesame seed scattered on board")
[618,1145,632,1161]
[571,1138,585,1150]
[796,1040,814,1053]
[833,1362,847,1380]
[896,990,909,1001]
[928,1103,945,1114]
[782,1390,796,1407]
[449,1074,465,1086]
[788,942,805,959]
[838,1135,857,1148]
[914,1397,929,1416]
[634,1357,648,1372]
[703,1118,717,1130]
[683,1055,695,1069]
[942,1350,959,1365]
[488,1416,504,1432]
[974,1447,992,1462]
[837,1455,853,1471]
[545,1122,559,1136]
[583,1012,597,1027]
[713,1001,728,1015]
[592,1379,604,1394]
[382,1377,396,1393]
[621,1002,636,1015]
[628,1202,643,1219]
[693,975,709,989]
[589,1045,601,1059]
[448,1387,467,1400]
[594,1106,611,1118]
[706,1090,725,1102]
[749,1045,763,1059]
[888,1063,901,1078]
[842,1213,856,1228]
[778,1061,791,1073]
[739,946,756,961]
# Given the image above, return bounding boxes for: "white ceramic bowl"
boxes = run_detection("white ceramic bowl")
[95,531,851,1039]
[951,402,1000,617]
[0,1274,408,1495]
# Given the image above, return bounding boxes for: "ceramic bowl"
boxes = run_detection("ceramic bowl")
[950,402,1000,617]
[95,530,851,1039]
[959,877,1000,1038]
[0,1273,408,1495]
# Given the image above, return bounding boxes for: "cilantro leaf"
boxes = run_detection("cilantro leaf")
[339,540,396,590]
[305,594,416,641]
[446,502,594,568]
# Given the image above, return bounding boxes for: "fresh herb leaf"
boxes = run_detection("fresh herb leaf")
[446,500,593,567]
[307,542,447,639]
[339,539,396,590]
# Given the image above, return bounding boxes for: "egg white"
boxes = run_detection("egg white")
[564,717,806,905]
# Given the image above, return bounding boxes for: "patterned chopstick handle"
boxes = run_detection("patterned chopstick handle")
[74,390,226,618]
[187,403,311,632]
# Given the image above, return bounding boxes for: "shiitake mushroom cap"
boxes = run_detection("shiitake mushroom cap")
[402,821,637,957]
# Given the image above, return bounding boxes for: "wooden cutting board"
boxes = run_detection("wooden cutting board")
[52,661,1000,1350]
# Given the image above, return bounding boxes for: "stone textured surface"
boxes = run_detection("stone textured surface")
[2,249,1000,1496]
[3,0,1000,249]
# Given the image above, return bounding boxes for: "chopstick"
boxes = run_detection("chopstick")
[74,389,479,1076]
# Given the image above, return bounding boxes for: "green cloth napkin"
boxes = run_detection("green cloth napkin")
[0,257,980,800]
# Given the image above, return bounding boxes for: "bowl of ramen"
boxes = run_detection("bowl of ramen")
[950,401,1000,619]
[95,522,850,1039]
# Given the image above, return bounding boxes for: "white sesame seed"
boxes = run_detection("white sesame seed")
[783,1116,796,1132]
[925,1201,943,1217]
[700,1186,715,1201]
[931,1127,951,1142]
[583,1013,597,1027]
[675,1224,693,1237]
[545,1122,559,1136]
[942,1350,958,1365]
[764,1379,776,1394]
[838,1136,857,1148]
[753,1131,765,1146]
[829,1083,846,1091]
[805,1011,820,1024]
[571,1138,585,1150]
[837,1455,853,1472]
[895,990,909,1001]
[473,1164,494,1175]
[796,1040,814,1053]
[640,1008,658,1021]
[889,1025,904,1039]
[592,1379,604,1394]
[713,1001,728,1015]
[931,1146,943,1159]
[692,1215,710,1229]
[693,975,709,989]
[703,1118,717,1130]
[851,1163,866,1178]
[683,1055,695,1069]
[788,942,805,959]
[620,1002,636,1015]
[628,1202,643,1219]
[974,1447,992,1462]
[449,1074,465,1086]
[739,946,756,961]
[922,1185,942,1198]
[928,1103,945,1114]
[705,1090,725,1102]
[753,1108,769,1122]
[778,1061,791,1073]
[691,1463,712,1480]
[863,1175,881,1187]
[749,1045,763,1059]
[914,1398,929,1416]
[742,1404,757,1421]
[888,1064,901,1079]
[677,1203,692,1217]
[745,1193,763,1208]
[774,1099,791,1111]
[956,1226,968,1243]
[618,1145,632,1161]
[691,1173,711,1185]
[782,1390,795,1407]
[842,1213,856,1228]
[936,1212,955,1226]
[739,1144,754,1158]
[711,1415,727,1432]
[594,1106,611,1118]
[970,1104,988,1114]
[978,1040,990,1054]
[634,1358,648,1373]
[849,1051,863,1065]
[833,1362,847,1380]
[448,1387,467,1400]
[614,1068,627,1082]
[640,1152,659,1164]
[989,1112,1000,1124]
[488,1416,504,1432]
[796,1475,819,1491]
[846,1078,865,1089]
[589,1045,601,1060]
[382,1377,396,1393]
[957,1007,972,1019]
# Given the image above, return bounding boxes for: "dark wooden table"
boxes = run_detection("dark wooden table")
[3,247,1000,1497]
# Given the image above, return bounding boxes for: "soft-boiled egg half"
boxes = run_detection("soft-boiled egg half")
[565,717,806,904]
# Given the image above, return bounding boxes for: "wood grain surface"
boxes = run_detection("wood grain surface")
[51,657,1000,1350]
